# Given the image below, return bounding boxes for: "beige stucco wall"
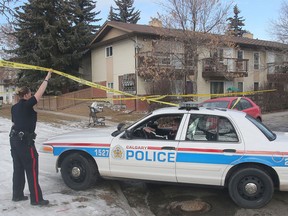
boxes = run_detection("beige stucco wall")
[91,36,137,96]
[91,47,107,82]
[112,39,136,95]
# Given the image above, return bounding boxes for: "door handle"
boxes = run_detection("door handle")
[162,146,176,150]
[223,149,236,153]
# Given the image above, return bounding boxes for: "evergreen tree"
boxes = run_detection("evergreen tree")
[108,6,117,22]
[10,0,101,93]
[108,0,140,24]
[227,5,246,37]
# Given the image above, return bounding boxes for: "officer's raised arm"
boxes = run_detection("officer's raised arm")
[34,71,52,102]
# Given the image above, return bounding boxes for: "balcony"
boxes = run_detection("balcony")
[202,58,249,80]
[136,52,194,79]
[267,62,288,83]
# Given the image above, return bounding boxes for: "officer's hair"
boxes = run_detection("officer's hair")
[15,86,30,98]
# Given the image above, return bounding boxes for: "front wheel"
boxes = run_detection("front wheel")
[61,153,99,190]
[228,167,274,208]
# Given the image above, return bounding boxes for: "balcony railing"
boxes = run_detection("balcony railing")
[136,51,194,75]
[202,57,249,80]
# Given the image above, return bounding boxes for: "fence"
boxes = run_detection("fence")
[37,88,94,111]
[249,91,288,113]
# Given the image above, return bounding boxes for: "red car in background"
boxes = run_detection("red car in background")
[200,97,262,121]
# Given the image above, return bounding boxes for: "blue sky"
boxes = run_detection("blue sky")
[0,0,284,41]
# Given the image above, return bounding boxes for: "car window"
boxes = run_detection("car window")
[186,114,238,142]
[131,114,183,140]
[246,115,276,141]
[231,99,243,110]
[201,101,229,109]
[240,99,253,109]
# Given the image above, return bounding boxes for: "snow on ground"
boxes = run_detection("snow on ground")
[0,117,129,216]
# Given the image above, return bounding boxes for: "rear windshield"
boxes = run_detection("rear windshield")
[246,115,276,141]
[201,101,229,109]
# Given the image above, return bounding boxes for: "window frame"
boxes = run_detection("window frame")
[106,46,113,57]
[253,52,260,70]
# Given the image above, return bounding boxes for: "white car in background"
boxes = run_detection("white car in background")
[42,103,288,209]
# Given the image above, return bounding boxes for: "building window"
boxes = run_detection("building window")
[254,52,260,70]
[254,82,259,91]
[106,46,113,57]
[237,50,244,59]
[119,74,136,93]
[108,82,114,89]
[210,82,224,95]
[237,82,243,92]
[211,48,224,61]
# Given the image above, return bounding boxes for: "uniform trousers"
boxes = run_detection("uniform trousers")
[10,136,44,204]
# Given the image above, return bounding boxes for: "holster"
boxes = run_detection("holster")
[10,128,37,146]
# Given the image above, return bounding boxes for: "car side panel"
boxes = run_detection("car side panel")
[109,137,178,182]
[176,142,244,186]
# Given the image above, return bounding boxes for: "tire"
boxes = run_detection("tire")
[61,153,99,190]
[228,167,274,209]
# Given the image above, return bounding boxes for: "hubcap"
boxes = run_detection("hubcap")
[71,167,81,178]
[245,183,258,195]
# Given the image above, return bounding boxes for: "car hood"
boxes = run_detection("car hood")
[44,128,115,144]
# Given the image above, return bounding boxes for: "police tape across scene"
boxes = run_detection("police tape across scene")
[0,60,277,105]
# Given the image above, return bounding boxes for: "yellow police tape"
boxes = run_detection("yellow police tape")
[0,60,178,106]
[0,60,277,106]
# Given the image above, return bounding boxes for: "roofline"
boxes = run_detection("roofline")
[89,21,288,50]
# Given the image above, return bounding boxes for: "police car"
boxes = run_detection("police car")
[42,103,288,209]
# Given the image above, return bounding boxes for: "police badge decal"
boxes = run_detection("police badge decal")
[112,145,125,160]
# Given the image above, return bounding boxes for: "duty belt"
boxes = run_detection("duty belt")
[10,129,36,140]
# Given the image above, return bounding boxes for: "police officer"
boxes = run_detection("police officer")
[10,71,51,206]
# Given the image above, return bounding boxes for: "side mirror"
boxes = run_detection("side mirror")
[123,129,133,140]
[117,123,126,131]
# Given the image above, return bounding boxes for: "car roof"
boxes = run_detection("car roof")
[204,97,237,102]
[151,105,247,119]
[202,96,252,103]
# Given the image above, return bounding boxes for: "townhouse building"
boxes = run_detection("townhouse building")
[0,68,16,105]
[83,21,288,111]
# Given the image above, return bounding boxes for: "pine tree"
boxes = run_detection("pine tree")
[10,0,101,93]
[108,6,118,22]
[227,5,246,37]
[108,0,140,24]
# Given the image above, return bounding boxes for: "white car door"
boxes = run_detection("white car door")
[176,114,244,186]
[109,114,184,182]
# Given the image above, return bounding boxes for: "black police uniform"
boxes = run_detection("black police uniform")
[10,96,45,205]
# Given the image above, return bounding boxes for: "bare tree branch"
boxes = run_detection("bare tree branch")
[270,1,288,43]
[0,0,18,23]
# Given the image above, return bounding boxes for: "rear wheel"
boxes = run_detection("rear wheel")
[228,167,274,208]
[61,153,99,190]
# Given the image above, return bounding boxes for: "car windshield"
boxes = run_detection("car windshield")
[201,101,229,109]
[246,115,276,141]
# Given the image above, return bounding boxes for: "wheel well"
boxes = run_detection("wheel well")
[57,150,98,170]
[224,163,279,188]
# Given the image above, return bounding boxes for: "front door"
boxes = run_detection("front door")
[109,114,184,182]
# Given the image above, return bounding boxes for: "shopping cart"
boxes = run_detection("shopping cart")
[88,106,105,126]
